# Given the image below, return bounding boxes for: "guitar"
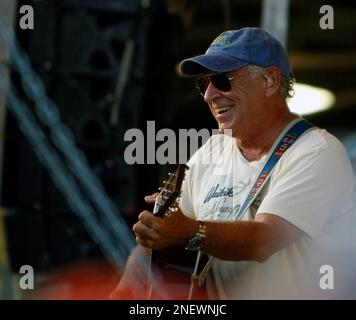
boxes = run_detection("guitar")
[147,164,210,300]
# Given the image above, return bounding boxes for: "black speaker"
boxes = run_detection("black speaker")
[1,0,163,271]
[4,208,102,272]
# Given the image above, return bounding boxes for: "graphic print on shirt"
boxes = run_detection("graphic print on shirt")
[202,177,252,221]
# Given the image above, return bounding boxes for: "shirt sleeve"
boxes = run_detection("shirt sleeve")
[178,152,201,219]
[257,137,354,238]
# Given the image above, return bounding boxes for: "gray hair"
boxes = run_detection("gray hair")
[247,64,295,101]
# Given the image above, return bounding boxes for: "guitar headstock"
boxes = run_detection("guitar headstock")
[153,164,189,217]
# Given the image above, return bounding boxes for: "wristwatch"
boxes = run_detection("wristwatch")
[185,221,206,251]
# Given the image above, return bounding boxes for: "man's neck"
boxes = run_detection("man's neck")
[236,112,298,162]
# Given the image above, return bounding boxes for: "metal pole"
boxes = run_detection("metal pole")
[261,0,290,47]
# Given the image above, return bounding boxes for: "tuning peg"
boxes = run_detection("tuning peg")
[158,187,163,191]
[164,206,178,217]
[168,172,176,177]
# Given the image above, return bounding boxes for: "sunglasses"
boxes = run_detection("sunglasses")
[195,73,234,95]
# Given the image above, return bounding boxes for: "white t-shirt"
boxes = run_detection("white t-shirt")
[179,127,356,299]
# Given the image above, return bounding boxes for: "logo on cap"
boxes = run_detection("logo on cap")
[210,31,234,47]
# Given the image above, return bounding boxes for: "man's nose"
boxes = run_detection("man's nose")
[204,81,222,103]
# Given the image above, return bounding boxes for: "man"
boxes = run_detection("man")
[112,27,356,299]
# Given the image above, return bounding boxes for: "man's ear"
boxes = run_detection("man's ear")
[264,67,281,97]
[265,75,274,88]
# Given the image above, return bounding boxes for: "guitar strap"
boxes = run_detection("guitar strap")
[192,117,316,291]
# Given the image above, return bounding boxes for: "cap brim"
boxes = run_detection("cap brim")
[179,54,248,76]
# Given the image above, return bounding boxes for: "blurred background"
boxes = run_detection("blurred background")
[0,0,355,299]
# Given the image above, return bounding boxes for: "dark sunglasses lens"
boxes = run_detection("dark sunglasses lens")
[196,74,231,95]
[211,74,231,92]
[196,77,209,95]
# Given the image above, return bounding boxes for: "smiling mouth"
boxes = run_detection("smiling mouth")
[217,106,233,115]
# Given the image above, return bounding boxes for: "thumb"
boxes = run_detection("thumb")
[144,192,159,204]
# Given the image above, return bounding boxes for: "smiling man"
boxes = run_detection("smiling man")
[112,27,356,300]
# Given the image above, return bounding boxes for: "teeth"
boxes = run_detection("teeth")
[217,106,233,114]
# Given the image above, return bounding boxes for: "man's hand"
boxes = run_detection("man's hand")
[133,194,198,250]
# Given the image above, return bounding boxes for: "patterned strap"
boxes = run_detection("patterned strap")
[237,118,315,218]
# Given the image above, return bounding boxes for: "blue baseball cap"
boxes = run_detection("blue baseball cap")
[179,27,292,78]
